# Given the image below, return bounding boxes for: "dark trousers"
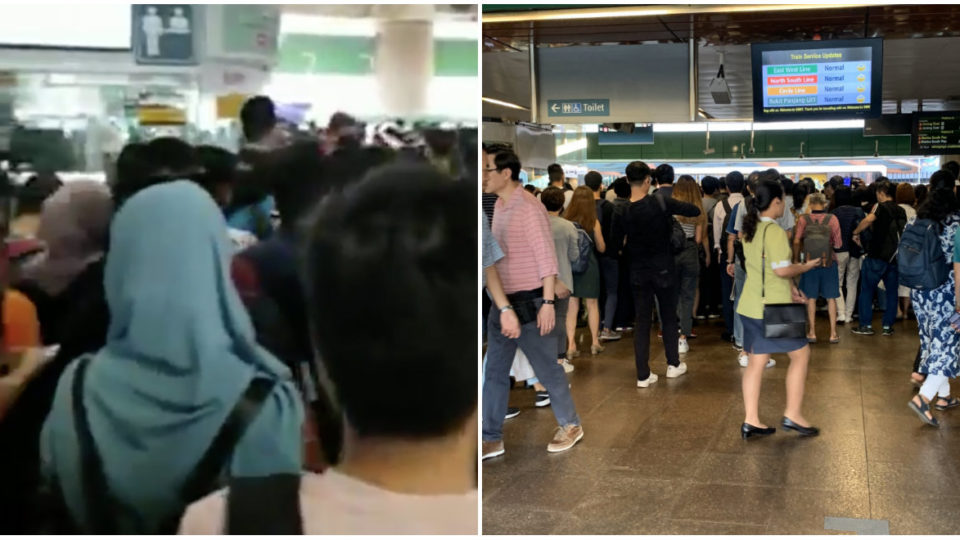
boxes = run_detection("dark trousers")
[698,248,722,316]
[632,270,681,381]
[598,256,619,331]
[721,268,734,336]
[858,257,899,329]
[615,256,635,329]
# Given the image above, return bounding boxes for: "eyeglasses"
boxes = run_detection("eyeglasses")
[483,167,499,173]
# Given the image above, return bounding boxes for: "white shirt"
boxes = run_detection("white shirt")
[179,470,478,535]
[713,193,743,251]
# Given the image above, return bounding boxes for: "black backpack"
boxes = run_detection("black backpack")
[39,357,276,534]
[718,198,733,261]
[654,192,686,254]
[876,203,908,262]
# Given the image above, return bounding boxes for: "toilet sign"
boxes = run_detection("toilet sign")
[547,99,610,117]
[132,4,197,65]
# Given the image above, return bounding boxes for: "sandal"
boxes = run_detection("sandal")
[829,336,840,344]
[934,396,960,411]
[908,396,940,427]
[807,337,818,344]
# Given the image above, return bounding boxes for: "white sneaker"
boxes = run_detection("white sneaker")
[637,373,659,388]
[678,336,689,354]
[666,362,688,378]
[739,352,776,369]
[560,359,575,373]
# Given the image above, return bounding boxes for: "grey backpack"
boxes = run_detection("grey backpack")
[801,214,834,265]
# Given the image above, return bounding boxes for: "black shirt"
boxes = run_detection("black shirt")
[625,193,701,274]
[867,201,906,260]
[595,198,618,258]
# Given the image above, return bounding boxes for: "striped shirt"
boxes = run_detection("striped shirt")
[492,188,559,294]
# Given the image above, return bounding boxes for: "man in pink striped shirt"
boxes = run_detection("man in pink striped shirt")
[481,149,583,460]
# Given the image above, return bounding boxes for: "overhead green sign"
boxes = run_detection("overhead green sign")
[275,35,477,77]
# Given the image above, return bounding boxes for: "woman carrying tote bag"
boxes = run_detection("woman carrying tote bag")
[736,177,822,440]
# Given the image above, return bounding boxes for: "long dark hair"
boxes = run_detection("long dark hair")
[742,178,784,243]
[917,188,960,230]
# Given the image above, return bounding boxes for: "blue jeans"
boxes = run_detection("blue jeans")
[483,301,580,442]
[599,256,619,331]
[733,261,746,347]
[858,257,899,329]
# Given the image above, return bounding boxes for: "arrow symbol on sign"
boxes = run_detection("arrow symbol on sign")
[551,103,559,113]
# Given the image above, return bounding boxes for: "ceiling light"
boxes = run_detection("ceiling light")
[483,4,871,24]
[482,97,530,111]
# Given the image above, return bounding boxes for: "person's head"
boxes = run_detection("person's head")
[724,170,745,194]
[523,184,537,195]
[584,171,603,193]
[626,161,652,193]
[195,145,237,208]
[915,184,929,207]
[563,181,574,192]
[563,186,599,231]
[807,192,827,210]
[113,137,200,209]
[942,160,960,181]
[540,186,565,213]
[654,163,675,186]
[828,175,844,192]
[793,180,813,211]
[16,172,63,217]
[484,149,521,195]
[304,164,475,444]
[930,169,957,193]
[701,176,720,196]
[612,176,631,199]
[547,163,564,187]
[834,185,854,208]
[239,96,277,144]
[874,179,896,202]
[741,178,785,243]
[326,111,363,151]
[918,183,960,225]
[896,182,916,207]
[112,142,149,190]
[779,176,794,198]
[25,181,113,295]
[672,176,705,225]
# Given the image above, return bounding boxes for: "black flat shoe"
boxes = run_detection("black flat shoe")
[741,423,776,440]
[781,417,820,437]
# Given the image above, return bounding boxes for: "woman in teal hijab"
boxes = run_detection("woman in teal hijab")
[40,180,303,533]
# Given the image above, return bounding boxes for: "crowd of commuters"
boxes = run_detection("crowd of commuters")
[481,152,960,455]
[0,96,478,534]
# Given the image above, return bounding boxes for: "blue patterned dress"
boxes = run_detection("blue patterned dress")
[912,212,960,378]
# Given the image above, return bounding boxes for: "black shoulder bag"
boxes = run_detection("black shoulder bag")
[655,192,686,254]
[759,223,807,339]
[65,357,276,534]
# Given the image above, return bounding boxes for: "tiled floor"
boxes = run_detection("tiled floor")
[482,314,960,535]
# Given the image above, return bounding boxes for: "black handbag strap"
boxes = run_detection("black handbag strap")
[760,222,771,301]
[71,357,277,533]
[226,474,303,534]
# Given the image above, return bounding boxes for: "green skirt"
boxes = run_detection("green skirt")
[573,252,600,299]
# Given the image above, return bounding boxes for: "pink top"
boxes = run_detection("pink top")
[492,188,559,294]
[179,470,478,535]
[795,212,843,261]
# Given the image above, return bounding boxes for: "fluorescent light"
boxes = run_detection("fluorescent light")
[281,14,376,36]
[483,4,871,24]
[754,120,865,131]
[653,123,707,133]
[557,138,588,157]
[482,97,529,111]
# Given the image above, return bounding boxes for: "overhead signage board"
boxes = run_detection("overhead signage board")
[547,99,610,117]
[912,112,960,155]
[597,125,654,145]
[132,4,197,66]
[537,43,690,123]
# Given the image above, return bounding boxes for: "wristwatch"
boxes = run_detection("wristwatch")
[500,305,514,313]
[542,299,556,305]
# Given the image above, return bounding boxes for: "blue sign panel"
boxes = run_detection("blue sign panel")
[133,5,197,65]
[547,99,610,117]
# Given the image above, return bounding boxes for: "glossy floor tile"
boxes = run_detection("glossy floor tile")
[482,315,960,534]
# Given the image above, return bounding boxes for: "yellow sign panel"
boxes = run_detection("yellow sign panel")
[216,93,249,120]
[138,105,186,125]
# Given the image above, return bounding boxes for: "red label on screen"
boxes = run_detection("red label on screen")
[767,75,818,85]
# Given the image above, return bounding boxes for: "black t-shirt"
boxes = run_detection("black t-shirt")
[624,193,700,274]
[867,201,907,260]
[595,198,617,258]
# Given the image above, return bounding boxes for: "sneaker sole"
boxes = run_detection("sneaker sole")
[666,371,687,379]
[482,448,506,460]
[505,411,520,420]
[546,430,585,453]
[535,399,551,408]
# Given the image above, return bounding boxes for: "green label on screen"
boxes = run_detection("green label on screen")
[767,65,818,75]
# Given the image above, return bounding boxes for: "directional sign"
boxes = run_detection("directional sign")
[547,99,610,117]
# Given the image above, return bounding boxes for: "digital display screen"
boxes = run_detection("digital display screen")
[597,124,654,145]
[751,39,883,121]
[912,112,960,155]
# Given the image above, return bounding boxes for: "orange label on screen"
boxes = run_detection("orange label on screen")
[767,85,819,96]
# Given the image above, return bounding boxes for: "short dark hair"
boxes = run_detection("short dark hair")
[724,170,745,194]
[494,150,522,182]
[834,185,854,207]
[874,179,896,198]
[584,171,603,192]
[195,145,237,196]
[113,138,200,209]
[943,160,960,181]
[654,163,675,185]
[523,184,537,194]
[930,169,956,192]
[626,161,651,184]
[541,186,565,212]
[17,172,62,215]
[304,164,475,438]
[612,177,631,198]
[701,176,719,195]
[547,163,564,184]
[240,96,277,142]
